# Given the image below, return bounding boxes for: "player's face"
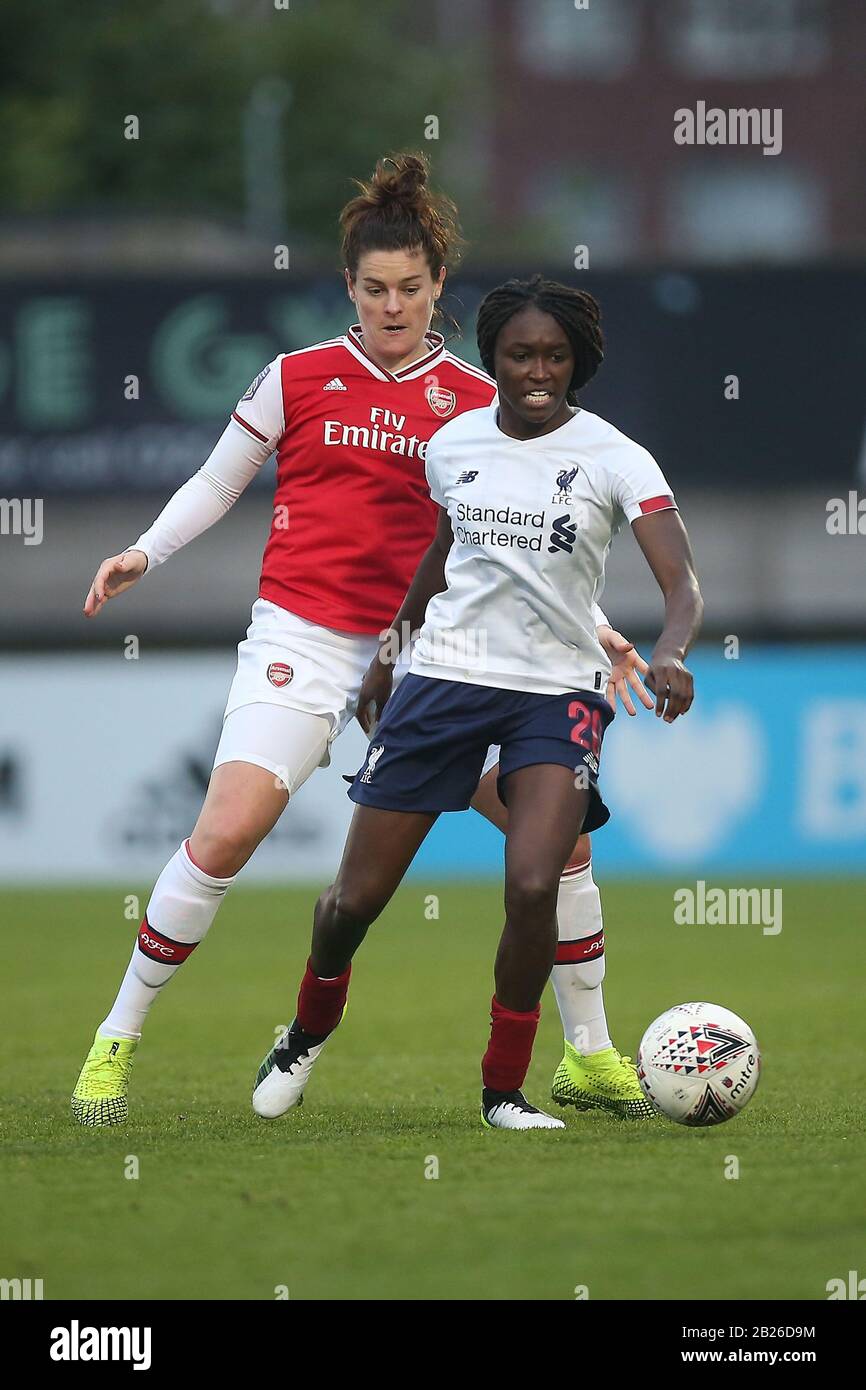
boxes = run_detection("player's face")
[346,249,445,371]
[494,306,574,436]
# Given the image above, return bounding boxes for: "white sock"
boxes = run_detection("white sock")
[550,861,612,1056]
[100,840,235,1040]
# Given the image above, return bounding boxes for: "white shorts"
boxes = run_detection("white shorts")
[213,598,502,793]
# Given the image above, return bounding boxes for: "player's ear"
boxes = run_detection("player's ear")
[344,268,356,303]
[434,265,446,299]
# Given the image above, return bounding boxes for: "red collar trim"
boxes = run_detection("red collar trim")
[345,324,445,382]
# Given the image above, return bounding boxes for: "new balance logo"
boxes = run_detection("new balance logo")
[455,470,479,485]
[548,514,577,554]
[323,377,347,391]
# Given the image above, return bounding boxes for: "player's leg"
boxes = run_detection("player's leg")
[472,758,653,1118]
[252,804,436,1118]
[473,765,605,1048]
[71,704,330,1126]
[549,852,654,1118]
[253,670,499,1119]
[481,762,591,1130]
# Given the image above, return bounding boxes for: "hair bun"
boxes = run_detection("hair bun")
[368,153,428,209]
[340,151,463,279]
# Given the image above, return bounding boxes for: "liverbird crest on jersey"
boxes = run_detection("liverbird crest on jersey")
[553,466,579,504]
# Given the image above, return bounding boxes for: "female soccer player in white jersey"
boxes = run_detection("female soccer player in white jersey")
[71,156,648,1126]
[251,274,702,1130]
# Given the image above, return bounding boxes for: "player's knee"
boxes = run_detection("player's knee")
[188,821,259,878]
[324,880,383,930]
[505,870,559,924]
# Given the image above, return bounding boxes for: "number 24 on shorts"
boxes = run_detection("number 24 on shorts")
[569,700,604,758]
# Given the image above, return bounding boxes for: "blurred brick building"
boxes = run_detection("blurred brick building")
[443,0,865,263]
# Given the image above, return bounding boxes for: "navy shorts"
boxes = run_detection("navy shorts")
[348,673,613,832]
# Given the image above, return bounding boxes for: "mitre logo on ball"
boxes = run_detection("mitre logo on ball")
[425,385,456,417]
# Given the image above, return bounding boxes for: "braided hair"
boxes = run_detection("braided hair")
[476,274,604,404]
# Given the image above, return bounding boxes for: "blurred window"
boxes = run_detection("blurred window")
[529,169,637,264]
[514,0,639,78]
[666,0,830,77]
[667,162,827,259]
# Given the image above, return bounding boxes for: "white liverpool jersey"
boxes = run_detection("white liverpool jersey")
[410,402,677,696]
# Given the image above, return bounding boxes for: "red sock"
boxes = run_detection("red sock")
[296,959,351,1036]
[481,995,541,1093]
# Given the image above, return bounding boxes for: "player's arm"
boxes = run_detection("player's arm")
[631,509,703,722]
[83,425,269,617]
[84,363,282,617]
[356,504,454,732]
[387,503,454,655]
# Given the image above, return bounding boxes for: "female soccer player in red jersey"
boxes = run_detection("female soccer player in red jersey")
[71,156,649,1126]
[251,276,702,1129]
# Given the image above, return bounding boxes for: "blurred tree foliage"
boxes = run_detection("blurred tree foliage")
[0,0,469,257]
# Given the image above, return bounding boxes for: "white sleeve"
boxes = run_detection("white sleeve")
[591,601,609,629]
[423,435,446,506]
[129,357,286,571]
[229,356,286,450]
[129,419,272,571]
[609,442,677,524]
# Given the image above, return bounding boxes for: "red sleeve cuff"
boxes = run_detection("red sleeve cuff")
[637,494,677,515]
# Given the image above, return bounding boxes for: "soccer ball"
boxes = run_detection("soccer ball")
[636,1002,760,1126]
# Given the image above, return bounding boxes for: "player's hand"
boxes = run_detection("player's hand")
[356,653,395,735]
[83,549,148,617]
[645,648,694,723]
[597,625,655,716]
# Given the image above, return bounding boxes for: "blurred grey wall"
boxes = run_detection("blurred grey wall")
[5,486,862,648]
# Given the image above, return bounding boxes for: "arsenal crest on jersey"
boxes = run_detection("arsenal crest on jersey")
[426,385,456,418]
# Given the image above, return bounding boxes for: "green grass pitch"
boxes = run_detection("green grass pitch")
[1,880,863,1301]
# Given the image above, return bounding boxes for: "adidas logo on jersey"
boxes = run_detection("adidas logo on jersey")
[323,377,347,391]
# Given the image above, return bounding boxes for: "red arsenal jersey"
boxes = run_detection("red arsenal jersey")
[231,327,496,633]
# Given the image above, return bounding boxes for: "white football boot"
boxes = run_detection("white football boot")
[481,1087,565,1130]
[252,1020,329,1119]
